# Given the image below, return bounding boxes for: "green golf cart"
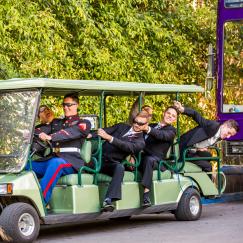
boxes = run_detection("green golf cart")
[0,78,225,242]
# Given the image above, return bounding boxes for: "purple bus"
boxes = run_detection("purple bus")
[215,0,243,192]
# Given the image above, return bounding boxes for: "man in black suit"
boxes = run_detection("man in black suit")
[97,112,148,212]
[174,101,239,172]
[140,106,178,207]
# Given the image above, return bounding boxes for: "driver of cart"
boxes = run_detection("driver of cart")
[26,93,91,205]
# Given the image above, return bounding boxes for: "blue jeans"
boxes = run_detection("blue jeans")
[26,157,75,204]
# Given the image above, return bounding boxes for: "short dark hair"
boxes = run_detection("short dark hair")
[135,111,149,122]
[224,119,240,132]
[142,105,153,110]
[165,106,179,115]
[64,93,79,104]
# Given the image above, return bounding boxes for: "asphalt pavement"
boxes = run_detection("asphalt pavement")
[36,201,243,243]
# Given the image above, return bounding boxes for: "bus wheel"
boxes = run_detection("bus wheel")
[0,203,40,242]
[175,188,202,221]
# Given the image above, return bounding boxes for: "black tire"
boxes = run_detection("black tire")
[175,188,202,221]
[0,203,40,242]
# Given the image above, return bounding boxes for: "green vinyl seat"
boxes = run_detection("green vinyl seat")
[57,140,94,186]
[57,173,94,185]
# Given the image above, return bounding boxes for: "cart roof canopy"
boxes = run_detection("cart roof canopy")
[0,78,204,96]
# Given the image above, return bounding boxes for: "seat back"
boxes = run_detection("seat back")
[80,140,92,163]
[165,138,179,160]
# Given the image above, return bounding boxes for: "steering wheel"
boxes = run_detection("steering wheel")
[31,135,53,159]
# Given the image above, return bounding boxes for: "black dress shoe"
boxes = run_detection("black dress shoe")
[142,197,152,208]
[101,200,115,212]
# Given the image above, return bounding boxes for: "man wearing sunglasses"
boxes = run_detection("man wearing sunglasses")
[93,112,149,212]
[140,106,179,207]
[27,93,91,205]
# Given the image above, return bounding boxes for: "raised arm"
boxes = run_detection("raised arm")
[173,101,216,129]
[148,126,176,142]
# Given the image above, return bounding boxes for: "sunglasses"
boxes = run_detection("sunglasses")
[39,106,47,113]
[62,103,78,107]
[133,120,147,126]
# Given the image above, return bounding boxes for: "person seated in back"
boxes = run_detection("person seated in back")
[127,95,153,125]
[174,101,239,173]
[37,105,55,125]
[31,105,56,160]
[139,106,178,207]
[93,112,149,212]
[27,93,91,204]
[141,105,153,122]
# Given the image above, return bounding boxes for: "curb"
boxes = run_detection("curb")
[202,192,243,205]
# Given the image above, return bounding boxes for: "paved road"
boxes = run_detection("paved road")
[37,201,243,243]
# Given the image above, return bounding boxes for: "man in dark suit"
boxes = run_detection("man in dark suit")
[140,106,178,207]
[174,101,239,172]
[96,112,148,212]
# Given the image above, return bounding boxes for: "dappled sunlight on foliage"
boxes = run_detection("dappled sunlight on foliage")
[0,0,218,131]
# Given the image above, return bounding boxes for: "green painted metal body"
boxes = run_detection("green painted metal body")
[0,172,46,216]
[45,173,199,215]
[151,175,197,204]
[183,172,218,195]
[50,185,100,214]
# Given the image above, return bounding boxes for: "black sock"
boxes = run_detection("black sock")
[143,191,150,199]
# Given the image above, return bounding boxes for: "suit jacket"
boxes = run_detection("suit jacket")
[35,115,91,170]
[179,107,220,157]
[99,123,145,163]
[144,123,176,160]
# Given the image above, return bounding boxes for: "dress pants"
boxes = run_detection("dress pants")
[187,150,212,172]
[26,157,75,204]
[101,161,125,201]
[140,154,166,190]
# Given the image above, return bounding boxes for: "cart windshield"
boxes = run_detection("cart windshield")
[0,90,40,172]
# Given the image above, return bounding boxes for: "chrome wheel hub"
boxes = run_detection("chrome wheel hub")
[189,195,200,216]
[18,213,35,236]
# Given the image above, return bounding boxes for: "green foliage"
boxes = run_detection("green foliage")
[0,0,218,129]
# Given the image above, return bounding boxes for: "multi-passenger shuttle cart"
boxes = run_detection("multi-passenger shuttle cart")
[0,78,225,242]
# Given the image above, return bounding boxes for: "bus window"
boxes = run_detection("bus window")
[224,0,243,8]
[222,21,243,113]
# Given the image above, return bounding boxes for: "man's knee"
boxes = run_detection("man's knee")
[115,163,125,173]
[143,157,156,169]
[47,157,66,169]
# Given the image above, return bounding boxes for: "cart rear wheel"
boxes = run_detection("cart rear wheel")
[175,188,202,221]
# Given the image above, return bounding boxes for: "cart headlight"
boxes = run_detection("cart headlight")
[0,184,13,195]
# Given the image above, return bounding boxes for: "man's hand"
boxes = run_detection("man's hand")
[87,133,92,139]
[173,101,185,113]
[97,128,113,142]
[197,148,208,152]
[141,123,149,133]
[39,132,52,141]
